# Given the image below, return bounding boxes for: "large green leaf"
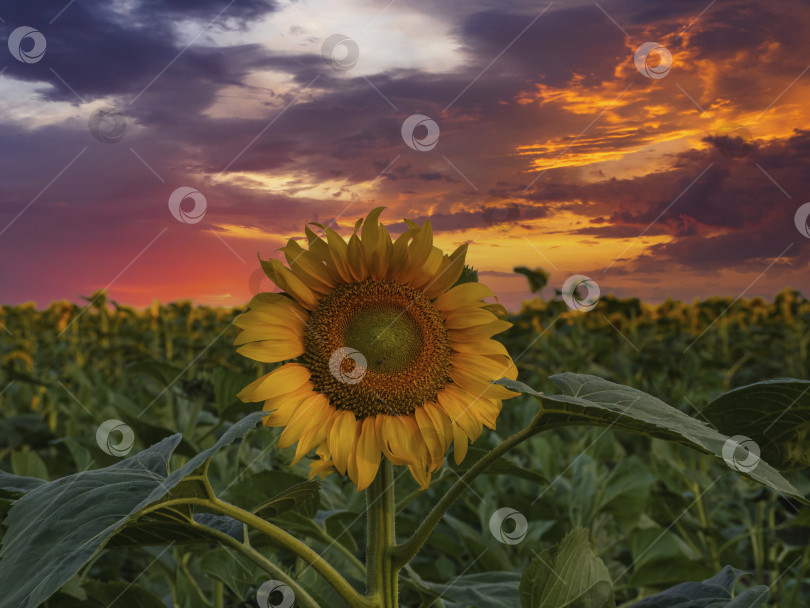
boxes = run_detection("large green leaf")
[701,378,810,470]
[628,566,769,607]
[83,581,167,608]
[498,374,807,503]
[519,528,614,608]
[221,470,320,519]
[0,469,46,498]
[405,568,521,608]
[199,546,266,599]
[0,411,266,608]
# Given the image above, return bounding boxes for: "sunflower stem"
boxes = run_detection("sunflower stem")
[366,460,398,607]
[391,411,543,569]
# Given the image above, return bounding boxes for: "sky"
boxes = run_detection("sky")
[0,0,808,310]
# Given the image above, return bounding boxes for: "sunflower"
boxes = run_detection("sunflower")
[235,208,518,490]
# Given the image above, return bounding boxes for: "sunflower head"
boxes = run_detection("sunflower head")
[235,208,518,490]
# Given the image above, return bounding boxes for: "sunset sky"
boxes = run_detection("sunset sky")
[1,0,808,310]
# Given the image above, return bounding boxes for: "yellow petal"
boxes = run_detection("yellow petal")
[354,417,382,491]
[448,365,519,400]
[422,244,468,300]
[422,401,453,455]
[237,363,311,403]
[401,221,433,282]
[259,257,319,310]
[233,324,303,347]
[325,228,353,283]
[328,410,358,475]
[414,405,445,469]
[281,239,334,293]
[346,234,368,282]
[452,353,518,381]
[452,422,469,465]
[262,388,311,427]
[451,338,510,357]
[436,385,483,441]
[448,319,512,342]
[434,282,494,312]
[278,393,328,449]
[444,306,498,329]
[237,339,304,363]
[292,400,333,464]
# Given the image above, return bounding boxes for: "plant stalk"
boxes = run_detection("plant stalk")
[366,460,398,607]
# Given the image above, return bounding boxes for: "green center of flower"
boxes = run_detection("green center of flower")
[345,305,421,374]
[303,279,452,418]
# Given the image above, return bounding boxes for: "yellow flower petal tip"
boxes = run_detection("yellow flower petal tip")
[235,208,518,489]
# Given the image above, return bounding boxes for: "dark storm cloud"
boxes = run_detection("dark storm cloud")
[0,0,277,102]
[526,130,810,271]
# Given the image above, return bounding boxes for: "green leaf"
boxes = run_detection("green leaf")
[10,450,48,480]
[595,457,656,529]
[106,512,244,547]
[498,374,807,503]
[0,469,46,498]
[406,568,520,608]
[451,446,549,485]
[83,581,167,608]
[627,526,713,587]
[519,528,615,608]
[629,566,768,607]
[0,411,267,608]
[222,470,319,518]
[199,546,266,599]
[211,368,254,414]
[701,378,810,470]
[110,392,198,457]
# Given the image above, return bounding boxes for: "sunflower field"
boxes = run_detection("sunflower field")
[0,282,808,607]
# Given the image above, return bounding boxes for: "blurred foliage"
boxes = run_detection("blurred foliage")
[0,286,808,607]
